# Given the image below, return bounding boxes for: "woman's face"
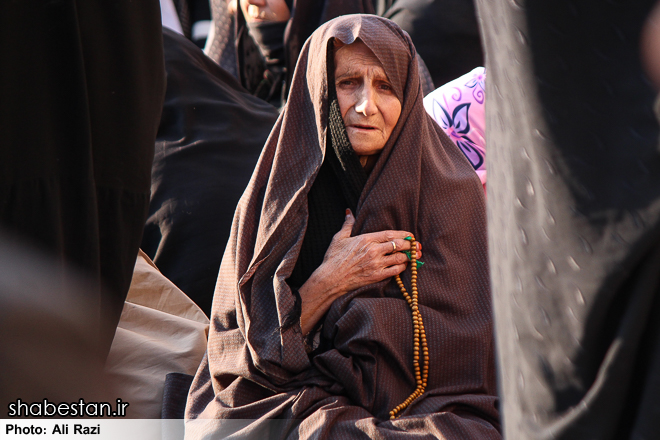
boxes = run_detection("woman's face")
[240,0,290,22]
[334,40,402,162]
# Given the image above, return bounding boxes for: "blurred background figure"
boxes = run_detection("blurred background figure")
[204,0,240,77]
[476,0,660,438]
[0,1,166,358]
[0,233,115,410]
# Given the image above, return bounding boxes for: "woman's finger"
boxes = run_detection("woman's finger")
[335,209,356,239]
[377,238,411,255]
[364,230,415,243]
[379,263,408,280]
[412,241,422,259]
[381,252,411,267]
[368,236,423,261]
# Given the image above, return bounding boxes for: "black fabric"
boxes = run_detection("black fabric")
[0,0,165,357]
[286,162,348,290]
[327,99,369,206]
[189,0,212,25]
[161,373,195,419]
[385,0,483,87]
[236,13,272,103]
[142,29,279,316]
[287,110,366,289]
[476,0,660,439]
[246,20,287,63]
[244,20,288,104]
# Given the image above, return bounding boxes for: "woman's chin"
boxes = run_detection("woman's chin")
[349,138,386,158]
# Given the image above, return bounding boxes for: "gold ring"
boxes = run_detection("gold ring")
[391,241,397,252]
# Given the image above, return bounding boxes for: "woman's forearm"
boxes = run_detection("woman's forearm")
[298,267,344,335]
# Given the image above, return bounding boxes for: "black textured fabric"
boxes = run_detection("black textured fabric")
[328,99,369,206]
[476,0,660,439]
[142,29,279,315]
[161,373,195,419]
[244,20,288,103]
[172,0,192,39]
[204,0,238,77]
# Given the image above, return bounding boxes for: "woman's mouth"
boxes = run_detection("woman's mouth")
[350,124,377,130]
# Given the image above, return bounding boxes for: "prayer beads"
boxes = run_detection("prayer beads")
[389,237,429,420]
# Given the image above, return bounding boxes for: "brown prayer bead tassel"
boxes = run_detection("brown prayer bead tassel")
[389,237,429,420]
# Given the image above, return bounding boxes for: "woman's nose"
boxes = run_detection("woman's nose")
[354,85,378,117]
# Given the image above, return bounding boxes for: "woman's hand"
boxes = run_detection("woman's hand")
[298,209,422,335]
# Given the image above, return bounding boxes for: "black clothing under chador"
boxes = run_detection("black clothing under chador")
[141,30,279,315]
[476,0,660,438]
[0,0,166,356]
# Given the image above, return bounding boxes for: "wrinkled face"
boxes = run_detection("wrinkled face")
[240,0,290,22]
[334,40,402,162]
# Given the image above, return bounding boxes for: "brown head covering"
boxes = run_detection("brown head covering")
[187,14,499,438]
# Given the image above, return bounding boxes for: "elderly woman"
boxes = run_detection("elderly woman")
[186,14,499,438]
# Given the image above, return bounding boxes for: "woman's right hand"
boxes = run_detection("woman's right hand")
[298,209,422,335]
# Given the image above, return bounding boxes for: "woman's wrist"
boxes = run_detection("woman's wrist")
[298,266,345,335]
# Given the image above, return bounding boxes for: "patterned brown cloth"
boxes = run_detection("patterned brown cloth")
[186,15,499,439]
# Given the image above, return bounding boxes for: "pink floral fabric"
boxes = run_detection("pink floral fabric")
[424,67,486,189]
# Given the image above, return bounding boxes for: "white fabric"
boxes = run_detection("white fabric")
[105,250,209,418]
[192,20,212,40]
[160,0,184,35]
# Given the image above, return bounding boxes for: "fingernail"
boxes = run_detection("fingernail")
[346,208,352,218]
